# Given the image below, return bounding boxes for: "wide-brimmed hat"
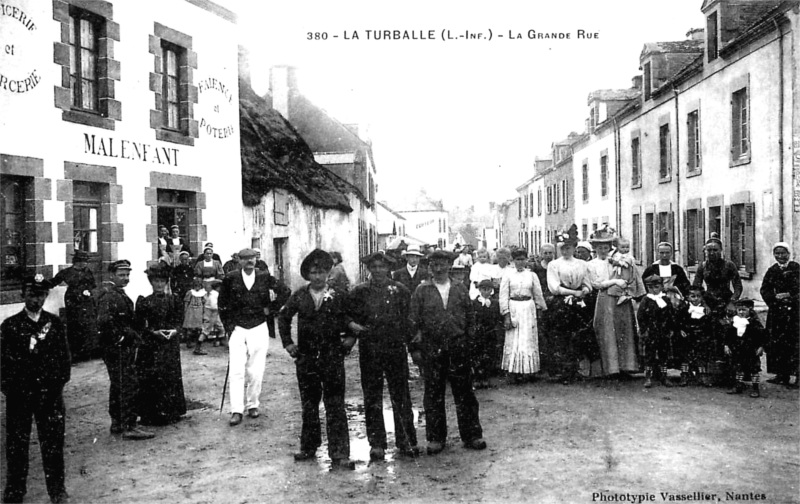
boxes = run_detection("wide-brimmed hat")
[145,263,171,279]
[23,273,52,294]
[300,249,334,280]
[360,251,396,266]
[589,225,616,245]
[109,259,132,272]
[72,250,90,263]
[402,244,424,257]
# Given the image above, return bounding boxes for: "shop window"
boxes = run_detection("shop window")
[1,176,30,289]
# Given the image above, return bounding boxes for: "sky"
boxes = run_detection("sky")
[232,0,706,212]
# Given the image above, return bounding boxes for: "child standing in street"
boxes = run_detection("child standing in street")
[677,285,714,386]
[183,277,207,355]
[202,278,225,347]
[724,298,766,398]
[472,279,502,388]
[637,274,677,388]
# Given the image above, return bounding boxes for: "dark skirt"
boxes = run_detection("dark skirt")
[137,334,187,425]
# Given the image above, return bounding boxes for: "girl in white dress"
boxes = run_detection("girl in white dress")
[499,249,547,381]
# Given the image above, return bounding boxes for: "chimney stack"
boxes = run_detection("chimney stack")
[270,66,298,120]
[631,75,643,90]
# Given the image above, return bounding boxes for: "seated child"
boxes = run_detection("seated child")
[677,285,713,386]
[724,298,766,398]
[637,274,677,388]
[472,279,503,388]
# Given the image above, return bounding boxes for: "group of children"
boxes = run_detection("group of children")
[181,276,225,355]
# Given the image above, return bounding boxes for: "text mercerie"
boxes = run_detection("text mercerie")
[84,133,179,167]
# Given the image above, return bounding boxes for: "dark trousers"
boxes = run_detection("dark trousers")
[3,389,66,502]
[295,348,350,459]
[423,346,483,444]
[359,343,417,450]
[266,314,277,339]
[103,346,139,429]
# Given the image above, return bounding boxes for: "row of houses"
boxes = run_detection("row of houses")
[498,0,800,301]
[0,0,378,321]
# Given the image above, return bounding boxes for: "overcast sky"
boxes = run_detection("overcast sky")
[233,0,705,212]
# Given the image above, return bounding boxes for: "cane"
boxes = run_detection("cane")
[219,330,231,414]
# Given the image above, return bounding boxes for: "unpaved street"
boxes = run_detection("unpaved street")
[2,342,798,504]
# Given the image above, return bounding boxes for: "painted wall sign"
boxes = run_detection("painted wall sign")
[0,3,40,94]
[198,76,235,139]
[83,133,180,167]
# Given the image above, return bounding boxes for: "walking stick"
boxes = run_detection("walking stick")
[219,330,231,414]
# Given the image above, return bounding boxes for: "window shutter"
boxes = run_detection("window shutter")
[730,97,736,156]
[667,211,675,249]
[697,208,706,268]
[682,210,688,265]
[723,205,731,260]
[744,202,755,273]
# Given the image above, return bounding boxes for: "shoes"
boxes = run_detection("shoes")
[121,427,155,440]
[679,373,689,387]
[464,438,487,450]
[50,490,70,504]
[397,446,421,458]
[293,449,317,461]
[229,413,243,426]
[330,458,356,470]
[213,340,220,347]
[248,408,260,418]
[426,441,445,455]
[369,446,385,461]
[750,384,761,398]
[643,377,652,388]
[110,422,124,434]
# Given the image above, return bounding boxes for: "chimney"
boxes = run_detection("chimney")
[238,45,250,87]
[631,75,642,90]
[270,66,297,120]
[686,27,704,40]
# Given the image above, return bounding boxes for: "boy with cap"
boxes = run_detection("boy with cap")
[724,299,766,397]
[409,250,486,455]
[218,248,289,426]
[95,260,155,440]
[472,279,503,388]
[1,275,71,503]
[637,274,678,388]
[279,249,356,469]
[677,285,714,386]
[347,251,419,460]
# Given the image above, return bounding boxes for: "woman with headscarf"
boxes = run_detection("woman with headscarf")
[692,234,743,316]
[194,243,224,280]
[547,226,593,383]
[499,249,547,382]
[760,242,800,387]
[588,227,645,378]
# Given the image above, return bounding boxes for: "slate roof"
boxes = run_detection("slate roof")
[587,88,641,103]
[640,40,705,59]
[239,78,353,211]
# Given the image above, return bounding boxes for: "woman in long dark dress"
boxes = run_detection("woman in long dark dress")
[136,264,186,425]
[760,242,800,387]
[51,250,97,361]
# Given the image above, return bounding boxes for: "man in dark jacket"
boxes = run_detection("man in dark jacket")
[347,252,419,460]
[1,275,71,504]
[218,248,289,426]
[95,260,154,440]
[409,250,486,455]
[391,244,428,294]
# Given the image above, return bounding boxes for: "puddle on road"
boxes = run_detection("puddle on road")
[313,401,422,477]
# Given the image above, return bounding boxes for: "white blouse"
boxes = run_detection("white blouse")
[499,269,546,315]
[547,257,592,295]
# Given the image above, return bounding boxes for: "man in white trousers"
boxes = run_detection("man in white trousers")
[218,248,289,426]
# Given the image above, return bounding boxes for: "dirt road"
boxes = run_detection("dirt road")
[2,342,798,504]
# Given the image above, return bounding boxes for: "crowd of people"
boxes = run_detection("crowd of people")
[1,224,798,503]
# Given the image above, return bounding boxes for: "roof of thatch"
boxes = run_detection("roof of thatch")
[239,78,353,212]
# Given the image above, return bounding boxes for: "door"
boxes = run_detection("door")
[73,181,104,283]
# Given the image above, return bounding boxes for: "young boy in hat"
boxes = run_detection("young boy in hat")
[724,298,766,398]
[279,249,356,469]
[637,274,677,388]
[677,285,714,386]
[1,275,71,503]
[472,279,503,388]
[346,251,419,460]
[409,250,486,455]
[95,260,155,440]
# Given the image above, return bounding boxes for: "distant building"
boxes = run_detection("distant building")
[397,190,449,248]
[377,201,407,250]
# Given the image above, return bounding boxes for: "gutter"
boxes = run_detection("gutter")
[773,17,785,241]
[672,86,681,262]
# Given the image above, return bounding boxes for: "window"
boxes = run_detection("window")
[643,62,652,101]
[53,1,120,129]
[1,176,29,289]
[529,192,533,216]
[157,189,192,240]
[631,136,642,187]
[727,203,756,275]
[554,184,560,213]
[162,42,183,130]
[546,186,552,214]
[518,198,522,219]
[631,213,641,264]
[68,8,101,112]
[645,213,655,265]
[708,205,722,238]
[731,87,750,162]
[707,12,718,62]
[684,208,705,269]
[274,191,289,226]
[687,110,701,173]
[600,155,608,197]
[656,211,674,249]
[659,124,671,180]
[561,180,568,210]
[524,193,529,218]
[582,161,589,202]
[537,189,542,215]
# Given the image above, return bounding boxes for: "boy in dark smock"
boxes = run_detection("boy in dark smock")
[347,252,419,460]
[279,249,356,470]
[409,250,486,455]
[637,274,677,388]
[724,298,766,398]
[1,275,71,504]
